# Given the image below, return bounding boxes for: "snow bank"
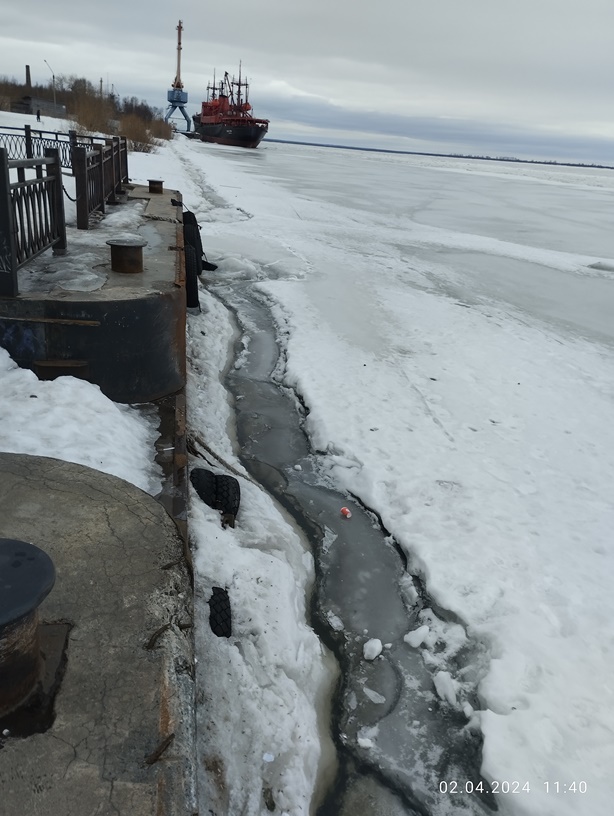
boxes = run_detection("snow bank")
[186,294,337,815]
[0,347,161,494]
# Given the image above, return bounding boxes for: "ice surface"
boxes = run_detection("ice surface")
[162,137,614,815]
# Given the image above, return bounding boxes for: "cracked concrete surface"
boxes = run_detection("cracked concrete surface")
[0,452,196,815]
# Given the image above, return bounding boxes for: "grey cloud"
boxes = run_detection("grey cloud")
[1,0,613,162]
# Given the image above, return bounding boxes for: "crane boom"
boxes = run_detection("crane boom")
[172,20,183,89]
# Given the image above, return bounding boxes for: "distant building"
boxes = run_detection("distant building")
[11,95,67,118]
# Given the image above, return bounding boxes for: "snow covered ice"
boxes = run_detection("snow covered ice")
[3,108,614,815]
[163,136,614,816]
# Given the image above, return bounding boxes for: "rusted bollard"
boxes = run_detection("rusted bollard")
[0,539,55,718]
[106,237,148,274]
[148,179,164,194]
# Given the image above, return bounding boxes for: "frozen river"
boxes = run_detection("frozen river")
[166,138,614,816]
[220,143,614,344]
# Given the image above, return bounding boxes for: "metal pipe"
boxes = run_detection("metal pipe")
[43,60,57,108]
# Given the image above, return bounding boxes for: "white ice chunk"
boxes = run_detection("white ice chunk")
[404,625,430,648]
[363,638,383,660]
[363,686,386,704]
[357,725,379,748]
[433,671,458,705]
[326,612,344,631]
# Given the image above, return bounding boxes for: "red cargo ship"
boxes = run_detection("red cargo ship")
[192,66,269,148]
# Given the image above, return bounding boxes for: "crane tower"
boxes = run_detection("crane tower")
[164,20,191,131]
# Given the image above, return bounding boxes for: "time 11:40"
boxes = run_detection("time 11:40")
[543,782,587,794]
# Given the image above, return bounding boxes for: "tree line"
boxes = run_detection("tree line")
[0,74,172,149]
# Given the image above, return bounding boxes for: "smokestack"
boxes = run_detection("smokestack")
[25,64,31,89]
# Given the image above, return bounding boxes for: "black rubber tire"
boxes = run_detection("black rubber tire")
[184,244,201,309]
[190,468,217,509]
[208,587,232,637]
[182,210,198,227]
[184,222,204,271]
[215,475,241,517]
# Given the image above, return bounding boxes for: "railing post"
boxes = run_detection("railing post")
[45,148,67,255]
[112,136,122,195]
[105,139,118,203]
[73,145,90,230]
[24,125,33,159]
[68,130,78,176]
[94,143,106,215]
[120,136,129,182]
[0,147,18,297]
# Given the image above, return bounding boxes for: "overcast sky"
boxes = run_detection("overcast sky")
[2,0,614,161]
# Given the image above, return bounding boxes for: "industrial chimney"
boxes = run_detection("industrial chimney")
[25,65,31,89]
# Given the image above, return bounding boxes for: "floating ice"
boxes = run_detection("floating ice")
[363,638,383,660]
[433,671,458,706]
[404,625,430,648]
[363,687,386,704]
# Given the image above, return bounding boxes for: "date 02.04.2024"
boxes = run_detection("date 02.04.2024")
[439,781,588,795]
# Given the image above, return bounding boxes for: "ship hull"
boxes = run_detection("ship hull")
[194,121,268,149]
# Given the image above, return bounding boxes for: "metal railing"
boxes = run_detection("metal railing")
[0,125,77,170]
[73,137,127,229]
[0,125,129,231]
[0,125,128,179]
[0,146,67,297]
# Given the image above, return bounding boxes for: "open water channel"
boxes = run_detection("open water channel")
[211,280,496,816]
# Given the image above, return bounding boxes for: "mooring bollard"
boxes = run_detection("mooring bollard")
[0,539,55,718]
[106,237,148,274]
[148,179,164,194]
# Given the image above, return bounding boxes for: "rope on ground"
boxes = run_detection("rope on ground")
[187,432,257,485]
[144,214,181,223]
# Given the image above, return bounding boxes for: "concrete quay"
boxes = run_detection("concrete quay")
[0,454,196,816]
[0,184,196,814]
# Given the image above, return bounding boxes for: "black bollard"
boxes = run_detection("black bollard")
[106,237,148,274]
[147,179,164,194]
[0,539,55,717]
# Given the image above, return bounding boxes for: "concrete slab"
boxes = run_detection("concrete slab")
[0,452,196,816]
[0,185,187,403]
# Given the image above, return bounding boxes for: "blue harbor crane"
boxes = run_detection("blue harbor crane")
[164,20,191,131]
